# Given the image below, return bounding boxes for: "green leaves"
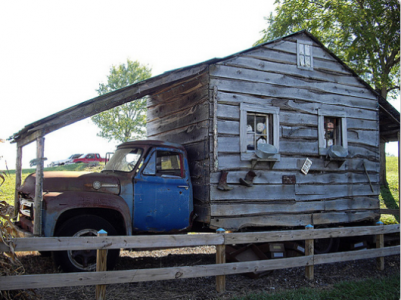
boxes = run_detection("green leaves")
[91,59,152,143]
[256,0,400,100]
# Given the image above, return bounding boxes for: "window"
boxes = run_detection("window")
[240,103,280,161]
[143,150,183,178]
[246,113,273,151]
[297,40,313,70]
[103,148,143,172]
[318,109,348,157]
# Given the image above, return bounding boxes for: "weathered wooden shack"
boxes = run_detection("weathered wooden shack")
[10,30,400,233]
[145,30,390,230]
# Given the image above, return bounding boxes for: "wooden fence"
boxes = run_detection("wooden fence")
[0,224,399,299]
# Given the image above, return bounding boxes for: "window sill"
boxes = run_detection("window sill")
[241,152,280,169]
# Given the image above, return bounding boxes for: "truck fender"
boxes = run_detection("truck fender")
[42,191,132,237]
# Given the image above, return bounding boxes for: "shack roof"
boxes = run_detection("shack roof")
[9,30,399,146]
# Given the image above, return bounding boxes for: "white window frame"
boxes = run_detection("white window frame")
[240,103,280,161]
[318,109,348,156]
[297,40,313,70]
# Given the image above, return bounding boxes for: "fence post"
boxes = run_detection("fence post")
[216,228,226,293]
[305,224,314,280]
[96,229,108,300]
[376,221,384,271]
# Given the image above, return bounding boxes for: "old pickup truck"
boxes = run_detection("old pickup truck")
[16,140,193,272]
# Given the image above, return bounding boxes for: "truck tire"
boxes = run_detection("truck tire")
[52,215,120,272]
[314,225,340,254]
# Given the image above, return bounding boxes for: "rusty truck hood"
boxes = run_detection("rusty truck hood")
[19,171,121,197]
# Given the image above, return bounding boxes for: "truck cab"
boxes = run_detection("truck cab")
[16,140,193,272]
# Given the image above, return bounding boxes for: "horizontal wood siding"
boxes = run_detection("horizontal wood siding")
[207,32,380,230]
[147,72,211,204]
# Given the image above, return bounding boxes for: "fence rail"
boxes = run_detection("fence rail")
[0,224,399,297]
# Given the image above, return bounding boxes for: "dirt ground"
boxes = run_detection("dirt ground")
[13,245,400,300]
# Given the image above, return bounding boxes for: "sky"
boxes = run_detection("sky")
[0,1,399,171]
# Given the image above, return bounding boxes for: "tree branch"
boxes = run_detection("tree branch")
[387,86,400,93]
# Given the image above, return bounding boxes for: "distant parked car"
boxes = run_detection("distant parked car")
[72,153,105,164]
[50,153,83,167]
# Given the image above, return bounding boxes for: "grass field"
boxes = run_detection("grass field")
[233,274,400,300]
[379,156,400,224]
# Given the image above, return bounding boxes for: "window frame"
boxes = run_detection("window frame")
[318,109,348,156]
[142,149,184,179]
[297,40,314,70]
[240,103,280,161]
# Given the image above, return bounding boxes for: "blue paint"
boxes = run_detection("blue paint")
[133,147,193,232]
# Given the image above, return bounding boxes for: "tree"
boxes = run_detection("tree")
[255,0,400,100]
[91,59,152,143]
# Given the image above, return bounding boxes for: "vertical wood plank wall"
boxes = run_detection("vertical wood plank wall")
[207,33,380,230]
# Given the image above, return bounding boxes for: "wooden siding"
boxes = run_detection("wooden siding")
[147,72,211,204]
[208,33,380,230]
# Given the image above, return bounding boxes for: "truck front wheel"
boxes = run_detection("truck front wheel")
[53,215,120,272]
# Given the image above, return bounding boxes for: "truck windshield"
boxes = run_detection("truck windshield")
[103,148,143,172]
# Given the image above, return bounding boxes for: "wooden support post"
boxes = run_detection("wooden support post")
[33,137,45,236]
[96,229,108,300]
[376,221,384,271]
[13,145,23,219]
[305,224,314,280]
[215,228,226,293]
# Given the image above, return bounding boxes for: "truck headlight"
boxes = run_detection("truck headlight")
[93,181,101,190]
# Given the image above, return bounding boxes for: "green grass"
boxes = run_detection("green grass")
[234,274,400,300]
[379,156,399,224]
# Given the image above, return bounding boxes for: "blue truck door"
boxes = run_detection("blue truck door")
[133,147,193,232]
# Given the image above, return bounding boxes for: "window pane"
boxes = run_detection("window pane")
[256,136,267,148]
[247,133,255,150]
[305,44,311,55]
[324,117,341,147]
[255,116,267,134]
[247,115,255,132]
[299,44,305,55]
[299,55,305,66]
[143,152,156,175]
[155,151,182,177]
[305,56,311,67]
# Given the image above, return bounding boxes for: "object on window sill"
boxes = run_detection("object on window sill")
[239,171,257,187]
[324,145,348,168]
[327,145,348,159]
[256,143,278,159]
[217,170,233,191]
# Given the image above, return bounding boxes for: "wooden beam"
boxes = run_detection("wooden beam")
[96,230,108,300]
[1,224,398,253]
[305,225,314,280]
[11,65,208,146]
[33,137,45,236]
[13,146,22,218]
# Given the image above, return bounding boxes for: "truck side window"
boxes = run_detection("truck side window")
[143,150,183,178]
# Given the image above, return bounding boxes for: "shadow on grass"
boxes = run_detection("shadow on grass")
[380,185,400,223]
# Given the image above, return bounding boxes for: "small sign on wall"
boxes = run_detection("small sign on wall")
[301,158,312,175]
